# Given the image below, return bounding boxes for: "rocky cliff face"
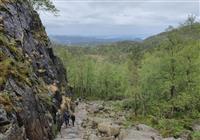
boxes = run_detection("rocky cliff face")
[0,0,68,139]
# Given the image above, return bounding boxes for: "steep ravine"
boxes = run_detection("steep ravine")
[0,0,68,139]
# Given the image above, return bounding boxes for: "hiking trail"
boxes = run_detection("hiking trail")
[55,101,180,140]
[55,103,88,140]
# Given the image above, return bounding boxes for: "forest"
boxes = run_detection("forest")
[54,17,200,138]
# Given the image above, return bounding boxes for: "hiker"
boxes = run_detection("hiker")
[70,101,76,113]
[63,110,70,127]
[56,109,63,137]
[70,112,76,127]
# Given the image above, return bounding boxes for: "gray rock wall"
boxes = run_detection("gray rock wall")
[0,0,68,139]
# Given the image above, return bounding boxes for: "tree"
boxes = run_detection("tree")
[184,15,196,26]
[28,0,59,14]
[128,46,143,115]
[165,25,174,32]
[179,14,197,28]
[140,30,200,118]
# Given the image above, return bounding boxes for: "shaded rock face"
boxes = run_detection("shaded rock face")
[0,0,67,140]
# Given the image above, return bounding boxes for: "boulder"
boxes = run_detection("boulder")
[98,122,111,134]
[118,129,127,140]
[98,122,120,137]
[82,117,104,129]
[88,102,106,114]
[192,124,200,131]
[179,130,191,140]
[109,124,121,137]
[88,134,100,140]
[136,124,159,134]
[0,107,9,126]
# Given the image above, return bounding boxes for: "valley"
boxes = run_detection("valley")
[0,0,199,140]
[54,21,200,140]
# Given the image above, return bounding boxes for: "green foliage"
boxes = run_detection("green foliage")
[181,14,197,27]
[54,47,132,100]
[28,0,58,14]
[140,35,200,118]
[135,25,200,137]
[191,132,200,140]
[156,119,186,137]
[143,21,200,50]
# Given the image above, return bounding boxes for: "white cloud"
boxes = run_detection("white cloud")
[39,0,199,37]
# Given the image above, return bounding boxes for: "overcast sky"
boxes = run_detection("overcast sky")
[39,0,199,38]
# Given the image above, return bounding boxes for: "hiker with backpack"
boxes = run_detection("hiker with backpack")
[63,110,70,127]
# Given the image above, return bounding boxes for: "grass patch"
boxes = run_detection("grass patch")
[126,114,192,138]
[155,119,187,138]
[191,132,200,140]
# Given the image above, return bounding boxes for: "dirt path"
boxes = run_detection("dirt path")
[55,103,87,140]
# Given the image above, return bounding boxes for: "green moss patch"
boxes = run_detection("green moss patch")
[0,92,13,112]
[0,32,24,60]
[0,55,31,87]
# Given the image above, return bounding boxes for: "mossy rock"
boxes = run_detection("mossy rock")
[0,32,24,60]
[37,93,53,109]
[0,92,14,112]
[0,57,14,86]
[0,56,32,87]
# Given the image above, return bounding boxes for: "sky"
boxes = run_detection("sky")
[39,0,200,39]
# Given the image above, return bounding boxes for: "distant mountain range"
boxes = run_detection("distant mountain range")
[50,35,142,46]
